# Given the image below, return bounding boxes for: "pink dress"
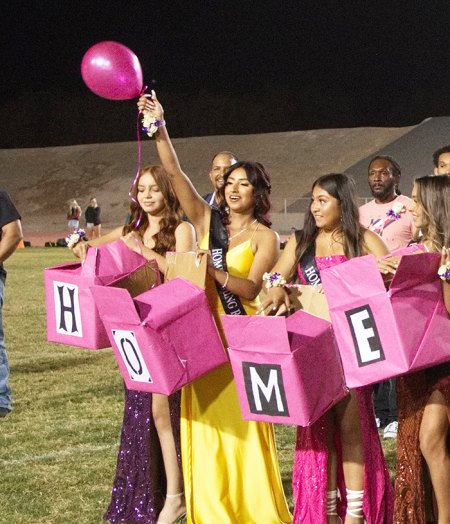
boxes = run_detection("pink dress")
[292,255,394,524]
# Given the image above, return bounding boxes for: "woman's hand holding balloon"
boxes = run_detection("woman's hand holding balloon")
[138,91,164,119]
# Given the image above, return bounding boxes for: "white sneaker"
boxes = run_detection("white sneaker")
[383,421,398,439]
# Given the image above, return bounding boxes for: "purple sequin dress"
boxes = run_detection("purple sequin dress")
[104,387,181,524]
[292,255,394,524]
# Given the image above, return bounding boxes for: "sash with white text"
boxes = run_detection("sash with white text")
[209,209,247,315]
[295,230,322,286]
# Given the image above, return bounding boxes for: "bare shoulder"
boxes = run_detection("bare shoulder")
[252,224,279,252]
[254,223,278,241]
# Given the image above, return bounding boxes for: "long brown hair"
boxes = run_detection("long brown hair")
[414,175,450,251]
[122,165,182,254]
[294,173,365,264]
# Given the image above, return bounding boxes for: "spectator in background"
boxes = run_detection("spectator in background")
[359,155,415,440]
[84,197,101,239]
[0,189,23,417]
[67,199,81,232]
[359,156,414,251]
[432,145,450,176]
[202,151,238,207]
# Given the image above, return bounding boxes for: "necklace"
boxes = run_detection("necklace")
[228,218,258,241]
[319,228,341,249]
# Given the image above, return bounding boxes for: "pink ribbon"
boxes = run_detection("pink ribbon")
[129,85,148,227]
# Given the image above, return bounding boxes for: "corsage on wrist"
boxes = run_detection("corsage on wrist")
[142,112,166,138]
[386,202,406,220]
[438,262,450,281]
[263,272,286,288]
[66,229,87,249]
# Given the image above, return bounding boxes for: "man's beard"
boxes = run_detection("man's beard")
[371,184,395,201]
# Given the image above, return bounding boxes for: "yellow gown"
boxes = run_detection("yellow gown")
[181,235,292,524]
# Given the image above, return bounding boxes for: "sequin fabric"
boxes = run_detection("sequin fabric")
[394,364,450,523]
[292,255,394,523]
[104,386,181,524]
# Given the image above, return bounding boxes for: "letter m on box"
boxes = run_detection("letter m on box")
[242,362,289,417]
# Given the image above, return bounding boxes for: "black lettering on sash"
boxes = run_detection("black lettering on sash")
[209,210,247,315]
[243,362,289,417]
[345,305,385,366]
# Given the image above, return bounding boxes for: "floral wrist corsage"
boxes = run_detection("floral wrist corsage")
[386,201,406,220]
[142,113,166,138]
[66,228,87,249]
[438,262,450,281]
[263,272,287,288]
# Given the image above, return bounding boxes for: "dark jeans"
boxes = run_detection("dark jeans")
[373,378,397,427]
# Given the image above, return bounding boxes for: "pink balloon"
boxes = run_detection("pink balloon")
[81,41,143,100]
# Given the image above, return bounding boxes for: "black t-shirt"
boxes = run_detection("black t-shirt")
[85,206,101,225]
[0,190,21,278]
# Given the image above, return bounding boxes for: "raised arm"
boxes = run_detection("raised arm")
[138,92,210,239]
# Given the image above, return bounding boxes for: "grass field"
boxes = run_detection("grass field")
[0,248,396,523]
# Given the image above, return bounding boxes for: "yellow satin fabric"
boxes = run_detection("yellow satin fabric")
[181,236,292,523]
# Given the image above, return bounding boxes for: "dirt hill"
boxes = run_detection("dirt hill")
[0,126,414,246]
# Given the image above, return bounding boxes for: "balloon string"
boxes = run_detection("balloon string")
[129,85,148,228]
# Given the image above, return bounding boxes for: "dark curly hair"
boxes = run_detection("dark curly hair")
[122,165,182,254]
[216,161,272,227]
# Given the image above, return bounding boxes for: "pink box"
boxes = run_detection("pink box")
[321,252,450,388]
[91,277,228,394]
[381,243,426,258]
[221,312,348,426]
[44,241,157,349]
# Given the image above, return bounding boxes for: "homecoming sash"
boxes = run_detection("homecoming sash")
[295,230,322,285]
[209,209,247,315]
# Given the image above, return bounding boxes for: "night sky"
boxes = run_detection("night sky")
[2,1,450,147]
